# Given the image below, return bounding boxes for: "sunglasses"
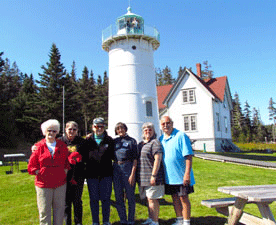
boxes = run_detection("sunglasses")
[47,130,57,133]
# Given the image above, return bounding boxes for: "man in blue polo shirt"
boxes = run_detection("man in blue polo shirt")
[159,116,195,225]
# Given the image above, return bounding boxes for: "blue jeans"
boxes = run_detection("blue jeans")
[113,162,136,224]
[87,176,112,224]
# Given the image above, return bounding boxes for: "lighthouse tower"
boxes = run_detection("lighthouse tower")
[102,7,160,142]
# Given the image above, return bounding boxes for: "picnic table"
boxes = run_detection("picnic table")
[3,153,26,174]
[202,184,276,225]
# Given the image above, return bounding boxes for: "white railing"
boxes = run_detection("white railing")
[102,24,160,43]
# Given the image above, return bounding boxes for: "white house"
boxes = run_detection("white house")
[157,63,238,152]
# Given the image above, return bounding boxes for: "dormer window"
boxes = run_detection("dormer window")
[182,88,196,104]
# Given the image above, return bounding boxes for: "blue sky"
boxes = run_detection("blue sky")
[1,0,275,125]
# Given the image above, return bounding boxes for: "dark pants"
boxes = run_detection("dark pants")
[87,176,113,224]
[113,162,136,224]
[65,175,85,225]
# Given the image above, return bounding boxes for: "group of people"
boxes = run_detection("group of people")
[28,116,195,225]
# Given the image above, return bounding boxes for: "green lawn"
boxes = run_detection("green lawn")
[0,157,276,225]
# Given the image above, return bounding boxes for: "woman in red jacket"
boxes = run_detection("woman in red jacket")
[28,119,71,225]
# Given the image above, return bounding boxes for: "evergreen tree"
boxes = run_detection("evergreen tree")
[162,66,175,85]
[0,58,22,147]
[177,66,186,79]
[202,60,214,78]
[62,61,82,133]
[252,107,266,142]
[101,71,109,122]
[0,52,4,73]
[36,43,67,123]
[77,67,95,134]
[268,97,276,141]
[12,74,41,141]
[243,101,252,142]
[231,92,244,142]
[155,68,163,86]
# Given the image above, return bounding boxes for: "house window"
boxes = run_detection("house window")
[146,101,153,117]
[216,113,220,131]
[183,114,197,132]
[182,89,196,103]
[224,117,228,133]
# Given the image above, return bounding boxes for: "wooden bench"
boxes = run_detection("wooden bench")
[201,197,264,224]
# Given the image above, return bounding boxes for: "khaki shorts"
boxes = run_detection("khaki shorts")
[139,185,165,200]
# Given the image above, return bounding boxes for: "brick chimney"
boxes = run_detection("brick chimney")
[196,63,202,78]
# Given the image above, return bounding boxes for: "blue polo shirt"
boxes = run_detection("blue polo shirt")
[160,128,195,186]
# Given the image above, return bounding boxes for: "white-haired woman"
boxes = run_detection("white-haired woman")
[137,122,165,225]
[28,119,71,225]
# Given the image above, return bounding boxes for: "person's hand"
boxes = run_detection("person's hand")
[150,176,156,186]
[128,174,136,187]
[35,170,39,175]
[86,133,93,139]
[31,145,38,152]
[183,173,191,186]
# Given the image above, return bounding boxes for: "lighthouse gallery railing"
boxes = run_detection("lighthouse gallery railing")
[102,24,160,43]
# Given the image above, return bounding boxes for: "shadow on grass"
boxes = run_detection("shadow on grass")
[110,194,173,208]
[112,216,231,225]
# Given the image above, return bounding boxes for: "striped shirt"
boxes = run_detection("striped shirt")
[137,138,165,186]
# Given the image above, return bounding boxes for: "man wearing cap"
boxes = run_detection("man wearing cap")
[159,116,195,225]
[86,117,114,225]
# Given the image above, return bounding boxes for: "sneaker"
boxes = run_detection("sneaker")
[92,223,100,225]
[103,222,111,225]
[149,221,159,225]
[172,218,183,225]
[142,218,153,224]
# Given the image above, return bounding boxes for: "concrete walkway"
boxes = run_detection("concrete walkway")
[194,152,276,169]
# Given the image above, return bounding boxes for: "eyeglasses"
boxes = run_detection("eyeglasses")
[47,130,57,133]
[144,128,153,131]
[161,122,171,126]
[68,128,77,131]
[94,125,104,129]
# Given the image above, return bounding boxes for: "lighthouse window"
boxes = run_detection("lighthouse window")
[132,45,136,50]
[146,101,153,117]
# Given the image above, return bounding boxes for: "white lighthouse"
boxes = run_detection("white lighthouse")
[102,7,160,142]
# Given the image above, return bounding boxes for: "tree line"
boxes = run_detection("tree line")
[232,93,275,143]
[0,44,274,148]
[0,44,108,148]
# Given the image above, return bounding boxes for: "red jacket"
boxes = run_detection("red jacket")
[28,139,71,188]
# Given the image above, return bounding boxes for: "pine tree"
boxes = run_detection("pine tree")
[0,58,22,147]
[202,60,214,78]
[12,74,41,141]
[252,107,266,142]
[155,68,163,86]
[62,61,82,133]
[77,67,96,134]
[177,66,186,79]
[162,66,175,85]
[243,101,252,142]
[36,43,67,123]
[231,92,244,142]
[101,71,109,122]
[0,52,4,73]
[268,97,276,141]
